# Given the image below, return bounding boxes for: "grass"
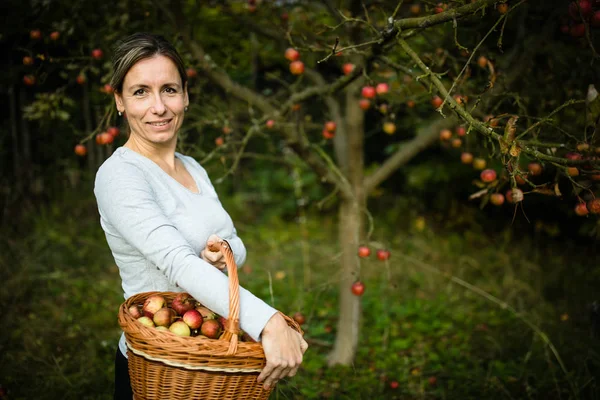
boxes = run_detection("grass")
[0,183,598,399]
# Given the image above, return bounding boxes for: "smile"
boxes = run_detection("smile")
[147,119,172,126]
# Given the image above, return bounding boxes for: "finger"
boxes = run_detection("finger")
[257,362,275,384]
[262,365,290,390]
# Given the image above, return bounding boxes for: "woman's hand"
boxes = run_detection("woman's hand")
[257,313,308,390]
[200,234,226,271]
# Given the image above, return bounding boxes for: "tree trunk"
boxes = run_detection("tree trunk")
[328,81,365,365]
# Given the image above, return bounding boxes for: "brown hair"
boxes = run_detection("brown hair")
[110,32,187,93]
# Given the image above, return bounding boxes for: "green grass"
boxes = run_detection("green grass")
[0,185,598,399]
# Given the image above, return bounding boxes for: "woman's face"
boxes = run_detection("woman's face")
[114,55,188,146]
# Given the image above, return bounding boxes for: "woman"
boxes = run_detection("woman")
[94,32,307,399]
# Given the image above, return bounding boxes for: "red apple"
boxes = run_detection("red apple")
[23,75,36,86]
[284,48,300,62]
[351,281,365,296]
[324,121,336,132]
[497,3,508,14]
[587,199,600,214]
[142,295,166,318]
[50,31,60,41]
[293,312,306,325]
[322,129,335,139]
[490,193,505,206]
[289,60,305,75]
[506,188,524,204]
[528,162,542,176]
[23,56,34,66]
[266,119,275,129]
[171,292,196,315]
[183,309,204,329]
[358,246,371,258]
[30,30,42,40]
[96,132,113,145]
[456,126,466,136]
[361,86,376,99]
[477,56,488,68]
[566,152,583,160]
[195,305,216,320]
[461,152,474,164]
[107,126,120,137]
[375,83,389,95]
[451,138,462,148]
[101,84,114,94]
[480,169,497,183]
[200,319,222,339]
[76,74,86,85]
[74,144,87,157]
[407,100,416,108]
[592,11,600,27]
[137,316,155,328]
[567,167,579,176]
[431,95,443,108]
[186,68,197,78]
[215,136,224,146]
[359,99,371,110]
[91,48,103,60]
[570,23,586,38]
[128,304,142,319]
[153,307,177,327]
[428,376,437,385]
[390,381,399,389]
[410,4,421,15]
[569,0,593,19]
[439,129,452,141]
[575,202,589,216]
[169,321,191,337]
[376,249,390,261]
[342,63,355,75]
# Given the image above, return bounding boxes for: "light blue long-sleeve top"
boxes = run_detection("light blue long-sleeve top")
[94,146,277,357]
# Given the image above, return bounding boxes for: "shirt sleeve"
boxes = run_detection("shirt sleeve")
[94,161,276,341]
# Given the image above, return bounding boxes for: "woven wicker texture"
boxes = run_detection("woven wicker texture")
[117,240,303,399]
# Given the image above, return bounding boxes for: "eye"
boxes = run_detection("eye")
[133,88,145,96]
[164,87,177,94]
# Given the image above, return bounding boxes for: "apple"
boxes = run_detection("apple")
[570,24,586,38]
[587,199,600,214]
[171,292,196,315]
[169,321,191,337]
[380,103,389,114]
[74,144,87,157]
[375,83,389,95]
[359,99,371,110]
[153,307,177,327]
[266,119,275,129]
[477,56,488,68]
[215,136,224,146]
[473,158,487,170]
[128,304,142,319]
[515,174,527,185]
[566,152,583,160]
[358,245,371,258]
[575,202,589,216]
[23,75,36,86]
[183,309,203,329]
[23,56,34,66]
[137,316,155,328]
[351,281,365,296]
[506,188,524,204]
[451,138,462,148]
[390,381,399,389]
[456,126,466,136]
[155,326,169,332]
[376,249,390,261]
[567,167,579,176]
[50,31,60,41]
[342,63,355,75]
[453,94,467,105]
[480,169,497,183]
[284,48,300,62]
[324,121,336,132]
[439,129,452,141]
[383,122,396,135]
[497,3,508,14]
[96,132,113,145]
[406,100,416,108]
[410,4,421,15]
[361,86,376,99]
[201,319,222,339]
[576,143,590,152]
[528,162,542,176]
[30,30,42,40]
[592,11,600,27]
[293,312,306,325]
[195,305,216,320]
[461,152,474,164]
[76,74,86,85]
[107,126,120,137]
[569,0,593,19]
[490,193,505,206]
[289,60,304,75]
[280,12,289,22]
[142,295,166,318]
[434,3,447,13]
[292,103,301,111]
[186,68,197,78]
[560,24,570,34]
[431,95,443,108]
[489,118,500,127]
[91,48,103,60]
[322,129,335,139]
[428,376,437,385]
[101,84,114,94]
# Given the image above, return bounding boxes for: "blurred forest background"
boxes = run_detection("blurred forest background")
[1,0,600,399]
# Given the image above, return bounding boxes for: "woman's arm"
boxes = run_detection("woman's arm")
[94,161,275,341]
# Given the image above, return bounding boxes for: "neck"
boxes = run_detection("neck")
[124,136,178,171]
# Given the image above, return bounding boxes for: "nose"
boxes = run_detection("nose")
[150,92,166,115]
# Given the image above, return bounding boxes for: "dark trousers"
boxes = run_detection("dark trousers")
[114,348,133,400]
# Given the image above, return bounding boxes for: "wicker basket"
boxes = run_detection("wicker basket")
[117,240,302,400]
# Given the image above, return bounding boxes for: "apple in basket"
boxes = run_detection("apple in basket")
[169,321,191,337]
[155,326,169,332]
[183,309,203,330]
[137,316,155,328]
[195,305,216,320]
[171,292,196,315]
[128,305,142,319]
[153,307,177,327]
[200,319,222,339]
[142,295,166,318]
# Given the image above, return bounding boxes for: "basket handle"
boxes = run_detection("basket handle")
[207,239,241,355]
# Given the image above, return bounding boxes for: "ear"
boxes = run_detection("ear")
[184,82,189,108]
[114,92,125,113]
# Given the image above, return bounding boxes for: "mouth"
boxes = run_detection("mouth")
[146,119,173,127]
